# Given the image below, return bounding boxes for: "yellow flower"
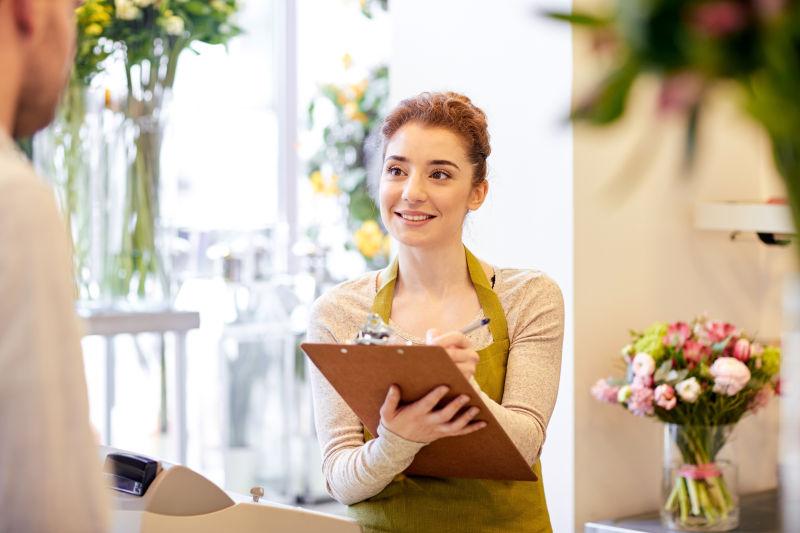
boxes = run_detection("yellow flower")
[341,52,353,70]
[344,101,359,119]
[89,10,111,25]
[344,101,369,124]
[350,79,368,100]
[85,23,104,36]
[354,220,385,259]
[309,171,340,196]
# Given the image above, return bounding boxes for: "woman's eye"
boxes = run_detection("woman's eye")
[386,166,403,177]
[431,169,451,180]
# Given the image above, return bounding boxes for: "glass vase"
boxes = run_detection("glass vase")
[33,83,101,301]
[102,89,173,307]
[662,424,739,531]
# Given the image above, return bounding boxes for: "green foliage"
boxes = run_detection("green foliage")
[306,64,390,264]
[73,0,241,87]
[551,0,800,259]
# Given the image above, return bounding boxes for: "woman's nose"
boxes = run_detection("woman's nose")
[402,172,427,203]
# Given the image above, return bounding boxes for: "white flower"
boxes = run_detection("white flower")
[632,352,656,377]
[133,0,157,7]
[164,15,185,36]
[710,357,751,396]
[115,0,141,20]
[667,370,680,382]
[617,385,632,404]
[675,377,702,403]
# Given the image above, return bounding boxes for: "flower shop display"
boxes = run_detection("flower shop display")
[305,62,391,268]
[37,0,241,304]
[548,1,800,262]
[591,317,781,531]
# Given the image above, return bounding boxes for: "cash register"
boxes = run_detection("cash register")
[100,447,360,533]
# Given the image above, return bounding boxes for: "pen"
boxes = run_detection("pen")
[460,317,490,335]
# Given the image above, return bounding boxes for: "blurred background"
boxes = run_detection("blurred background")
[30,0,799,531]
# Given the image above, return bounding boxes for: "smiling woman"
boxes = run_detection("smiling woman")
[307,92,564,533]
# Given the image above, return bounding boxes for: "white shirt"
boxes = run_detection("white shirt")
[0,130,109,532]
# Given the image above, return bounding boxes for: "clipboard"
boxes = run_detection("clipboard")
[301,342,537,482]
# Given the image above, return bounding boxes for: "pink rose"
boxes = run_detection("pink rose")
[655,384,677,410]
[633,374,654,388]
[691,1,748,38]
[710,357,751,396]
[705,320,738,343]
[748,386,773,413]
[683,339,710,366]
[733,338,751,362]
[627,383,655,417]
[591,379,620,404]
[663,321,691,348]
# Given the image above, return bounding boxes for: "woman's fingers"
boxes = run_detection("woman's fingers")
[379,384,401,420]
[427,330,471,349]
[447,347,479,364]
[430,394,470,423]
[450,420,488,437]
[408,385,450,415]
[441,406,481,433]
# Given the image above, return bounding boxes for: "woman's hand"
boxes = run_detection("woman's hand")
[379,385,486,444]
[426,328,480,381]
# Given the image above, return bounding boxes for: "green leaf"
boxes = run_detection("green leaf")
[543,11,610,27]
[654,360,673,383]
[683,102,701,170]
[573,57,640,124]
[348,186,378,222]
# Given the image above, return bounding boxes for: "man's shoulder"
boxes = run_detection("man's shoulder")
[0,166,63,248]
[0,160,55,207]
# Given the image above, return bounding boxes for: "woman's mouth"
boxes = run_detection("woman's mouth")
[395,211,436,224]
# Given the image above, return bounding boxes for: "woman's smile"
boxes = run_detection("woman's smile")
[395,210,437,225]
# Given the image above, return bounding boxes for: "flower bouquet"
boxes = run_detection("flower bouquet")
[305,62,391,268]
[39,0,241,304]
[547,1,800,264]
[592,317,781,531]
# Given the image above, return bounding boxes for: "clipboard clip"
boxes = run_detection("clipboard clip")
[354,313,393,345]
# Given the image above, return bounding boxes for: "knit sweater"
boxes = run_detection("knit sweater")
[307,266,564,505]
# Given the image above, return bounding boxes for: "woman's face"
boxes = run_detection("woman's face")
[379,122,488,250]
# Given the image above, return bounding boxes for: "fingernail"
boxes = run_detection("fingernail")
[459,395,469,402]
[440,386,449,393]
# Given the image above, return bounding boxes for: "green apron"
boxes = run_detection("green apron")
[348,247,552,533]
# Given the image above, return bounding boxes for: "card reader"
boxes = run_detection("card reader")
[104,452,160,497]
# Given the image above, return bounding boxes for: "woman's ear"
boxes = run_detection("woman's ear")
[467,180,489,211]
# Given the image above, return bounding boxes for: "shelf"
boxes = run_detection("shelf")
[694,202,794,235]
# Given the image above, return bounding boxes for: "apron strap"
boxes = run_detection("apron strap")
[371,247,509,342]
[465,248,509,343]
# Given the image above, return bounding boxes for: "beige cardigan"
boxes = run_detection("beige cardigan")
[307,266,565,505]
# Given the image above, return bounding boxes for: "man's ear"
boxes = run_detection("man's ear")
[468,180,489,211]
[12,0,35,36]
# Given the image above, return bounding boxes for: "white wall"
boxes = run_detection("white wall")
[389,1,575,530]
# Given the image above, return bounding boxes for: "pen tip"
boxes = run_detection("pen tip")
[482,318,490,325]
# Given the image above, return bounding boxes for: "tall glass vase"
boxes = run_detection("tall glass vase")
[661,424,739,531]
[33,83,100,301]
[104,89,172,306]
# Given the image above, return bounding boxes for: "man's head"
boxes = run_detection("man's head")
[0,0,78,137]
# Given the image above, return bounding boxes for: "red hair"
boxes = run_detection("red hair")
[381,92,491,185]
